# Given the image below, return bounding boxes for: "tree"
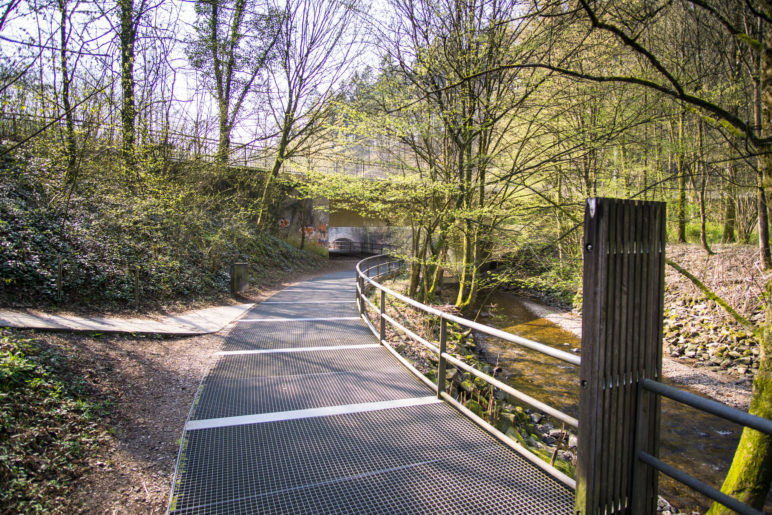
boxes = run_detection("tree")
[529,1,772,510]
[188,0,282,164]
[255,0,362,225]
[384,0,568,308]
[117,0,147,171]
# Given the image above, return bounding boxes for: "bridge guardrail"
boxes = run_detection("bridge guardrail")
[356,251,771,515]
[355,254,579,490]
[635,379,771,515]
[329,241,390,255]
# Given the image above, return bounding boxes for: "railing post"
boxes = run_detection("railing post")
[575,198,665,515]
[379,289,386,343]
[437,318,447,399]
[356,275,362,315]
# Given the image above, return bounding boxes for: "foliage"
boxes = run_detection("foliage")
[0,145,321,309]
[0,329,110,513]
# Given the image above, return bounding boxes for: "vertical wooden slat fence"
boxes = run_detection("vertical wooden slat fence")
[576,198,666,515]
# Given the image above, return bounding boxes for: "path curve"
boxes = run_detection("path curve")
[168,267,574,514]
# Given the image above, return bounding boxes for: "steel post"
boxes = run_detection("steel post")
[437,318,447,399]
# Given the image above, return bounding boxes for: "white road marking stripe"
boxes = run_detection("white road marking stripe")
[185,396,441,431]
[261,301,354,304]
[216,344,380,356]
[282,288,354,291]
[238,317,360,322]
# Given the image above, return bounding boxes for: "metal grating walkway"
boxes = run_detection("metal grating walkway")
[169,268,574,514]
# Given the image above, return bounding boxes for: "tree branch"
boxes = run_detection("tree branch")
[666,258,756,334]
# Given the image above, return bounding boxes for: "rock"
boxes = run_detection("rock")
[548,429,566,439]
[727,350,742,359]
[537,423,553,433]
[684,351,697,358]
[657,495,674,513]
[568,435,578,449]
[735,356,752,366]
[736,366,748,375]
[558,450,574,463]
[720,359,732,369]
[530,413,543,424]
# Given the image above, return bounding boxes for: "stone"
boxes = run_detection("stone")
[736,366,748,375]
[684,351,697,358]
[568,435,578,449]
[530,413,543,424]
[548,429,566,439]
[558,450,574,463]
[720,359,732,369]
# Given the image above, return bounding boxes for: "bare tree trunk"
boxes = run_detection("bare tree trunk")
[675,112,687,243]
[120,0,137,175]
[754,67,772,269]
[696,121,713,255]
[58,0,77,186]
[708,20,772,513]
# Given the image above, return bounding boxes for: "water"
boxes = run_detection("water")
[473,290,764,513]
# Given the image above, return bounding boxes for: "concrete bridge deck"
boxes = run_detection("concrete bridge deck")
[168,269,574,514]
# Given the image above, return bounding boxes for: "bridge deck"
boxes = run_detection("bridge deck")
[169,270,574,514]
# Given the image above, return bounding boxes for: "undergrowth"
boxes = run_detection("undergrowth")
[0,329,111,513]
[0,144,322,310]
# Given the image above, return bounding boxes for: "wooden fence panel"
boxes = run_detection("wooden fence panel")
[576,198,666,515]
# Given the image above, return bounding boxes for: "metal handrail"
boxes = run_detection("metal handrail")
[636,378,770,515]
[355,254,579,490]
[357,256,580,366]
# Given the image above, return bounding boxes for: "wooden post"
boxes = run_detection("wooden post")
[133,266,140,310]
[575,198,665,515]
[230,263,248,295]
[57,256,63,302]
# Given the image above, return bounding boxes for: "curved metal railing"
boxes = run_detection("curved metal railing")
[355,254,580,490]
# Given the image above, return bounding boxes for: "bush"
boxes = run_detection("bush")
[0,330,109,513]
[0,145,321,309]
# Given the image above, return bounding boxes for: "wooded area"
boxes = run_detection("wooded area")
[1,0,771,512]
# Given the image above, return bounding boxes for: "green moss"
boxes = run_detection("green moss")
[465,400,485,418]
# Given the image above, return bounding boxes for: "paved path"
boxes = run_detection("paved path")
[168,269,574,514]
[0,303,254,335]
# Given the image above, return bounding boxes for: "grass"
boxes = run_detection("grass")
[0,329,111,513]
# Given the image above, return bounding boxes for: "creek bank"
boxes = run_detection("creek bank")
[517,286,753,411]
[380,298,577,479]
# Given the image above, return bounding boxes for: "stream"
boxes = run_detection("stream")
[472,290,768,513]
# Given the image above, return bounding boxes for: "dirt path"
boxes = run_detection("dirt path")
[27,259,358,514]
